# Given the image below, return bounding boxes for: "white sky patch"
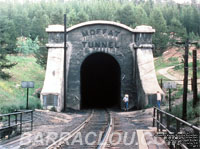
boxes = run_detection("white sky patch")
[0,0,199,4]
[173,0,191,4]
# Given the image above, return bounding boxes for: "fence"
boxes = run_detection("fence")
[153,107,200,149]
[0,110,33,139]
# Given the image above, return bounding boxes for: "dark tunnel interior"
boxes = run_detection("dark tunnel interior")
[81,52,121,109]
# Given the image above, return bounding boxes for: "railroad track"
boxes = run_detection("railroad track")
[0,110,92,149]
[47,109,113,149]
[0,110,112,149]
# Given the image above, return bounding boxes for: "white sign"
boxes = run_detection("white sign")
[21,81,35,88]
[163,81,176,89]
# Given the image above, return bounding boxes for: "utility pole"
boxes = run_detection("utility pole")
[182,39,189,121]
[176,39,198,121]
[63,14,67,112]
[176,39,189,121]
[193,49,199,108]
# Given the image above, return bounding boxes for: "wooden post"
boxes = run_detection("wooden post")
[160,112,163,131]
[193,49,199,108]
[176,119,180,133]
[176,40,198,121]
[26,88,29,109]
[182,39,189,121]
[31,111,33,131]
[157,110,159,132]
[15,114,17,124]
[169,88,172,112]
[20,113,22,134]
[166,115,170,130]
[153,107,155,127]
[8,115,10,127]
[191,77,193,91]
[8,115,10,138]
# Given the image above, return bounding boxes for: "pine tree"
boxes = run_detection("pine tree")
[30,10,49,42]
[115,4,135,26]
[0,15,17,79]
[13,9,30,37]
[168,17,187,45]
[133,6,148,27]
[50,6,64,24]
[149,8,169,56]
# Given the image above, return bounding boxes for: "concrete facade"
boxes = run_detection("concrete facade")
[41,21,163,112]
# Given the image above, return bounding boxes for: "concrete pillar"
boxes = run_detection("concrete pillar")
[133,25,163,108]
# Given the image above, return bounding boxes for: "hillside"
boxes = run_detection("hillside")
[0,55,45,113]
[155,47,200,126]
[155,46,200,78]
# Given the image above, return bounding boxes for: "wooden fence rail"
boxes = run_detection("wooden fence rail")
[153,107,200,149]
[0,110,33,139]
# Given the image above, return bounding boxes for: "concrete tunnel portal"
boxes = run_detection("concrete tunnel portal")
[41,21,164,112]
[80,52,121,109]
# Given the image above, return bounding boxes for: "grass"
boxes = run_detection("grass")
[166,99,200,126]
[154,57,180,71]
[154,57,180,82]
[155,55,200,126]
[173,60,200,78]
[0,55,45,114]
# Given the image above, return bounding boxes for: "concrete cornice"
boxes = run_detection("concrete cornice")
[133,25,155,33]
[46,21,155,33]
[46,43,69,48]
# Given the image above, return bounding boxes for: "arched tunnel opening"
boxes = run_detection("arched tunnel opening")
[81,52,121,109]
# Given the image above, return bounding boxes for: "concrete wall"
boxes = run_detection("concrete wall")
[41,21,163,111]
[66,24,136,110]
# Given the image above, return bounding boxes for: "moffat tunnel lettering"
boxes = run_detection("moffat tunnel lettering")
[82,41,120,48]
[81,29,121,37]
[42,21,163,112]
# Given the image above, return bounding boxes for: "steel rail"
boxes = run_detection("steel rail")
[46,110,94,149]
[97,111,113,149]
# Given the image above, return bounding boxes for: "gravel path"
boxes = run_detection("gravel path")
[158,66,200,91]
[0,109,91,149]
[106,108,154,149]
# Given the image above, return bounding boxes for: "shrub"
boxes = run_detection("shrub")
[167,100,199,122]
[50,107,57,112]
[15,37,39,55]
[168,57,178,63]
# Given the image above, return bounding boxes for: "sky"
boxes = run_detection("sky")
[0,0,199,4]
[173,0,192,4]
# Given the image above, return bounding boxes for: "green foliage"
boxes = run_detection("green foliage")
[188,32,200,41]
[1,0,200,69]
[174,64,184,70]
[30,12,49,42]
[154,56,179,70]
[168,17,187,45]
[0,55,44,114]
[0,11,17,55]
[115,4,135,26]
[15,37,39,55]
[149,8,169,56]
[34,47,48,69]
[50,107,57,112]
[168,100,200,121]
[168,57,178,63]
[173,87,183,99]
[0,55,16,79]
[173,61,200,78]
